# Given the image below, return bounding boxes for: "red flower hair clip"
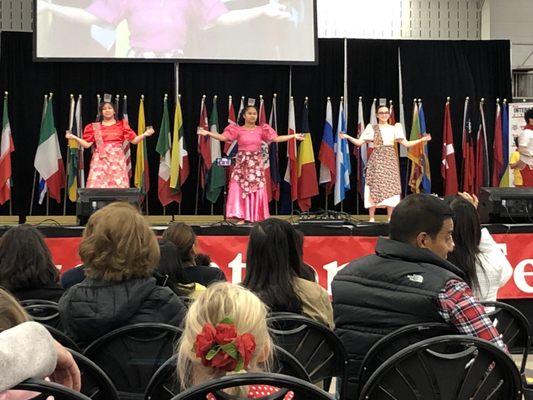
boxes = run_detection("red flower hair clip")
[194,317,256,372]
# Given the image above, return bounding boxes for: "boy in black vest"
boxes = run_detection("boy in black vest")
[332,193,505,398]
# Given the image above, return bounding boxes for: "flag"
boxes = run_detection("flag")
[283,97,298,202]
[134,96,149,198]
[258,96,274,202]
[170,96,189,198]
[156,96,180,206]
[334,98,351,205]
[500,100,510,187]
[492,100,504,186]
[122,96,132,179]
[355,97,368,199]
[474,100,490,195]
[67,95,79,202]
[0,93,14,205]
[407,101,423,193]
[297,99,318,211]
[461,98,475,193]
[268,96,281,201]
[224,96,238,156]
[418,101,431,193]
[441,100,458,195]
[34,95,65,203]
[318,97,335,194]
[205,96,225,203]
[197,96,211,189]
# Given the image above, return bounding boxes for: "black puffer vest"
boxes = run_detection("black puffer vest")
[332,237,465,398]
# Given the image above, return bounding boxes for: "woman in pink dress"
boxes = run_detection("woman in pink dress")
[198,105,304,223]
[65,101,154,188]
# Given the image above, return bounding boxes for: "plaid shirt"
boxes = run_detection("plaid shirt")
[437,279,506,350]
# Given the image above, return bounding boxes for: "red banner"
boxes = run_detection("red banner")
[46,234,533,300]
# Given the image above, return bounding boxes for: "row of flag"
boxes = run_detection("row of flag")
[2,92,514,211]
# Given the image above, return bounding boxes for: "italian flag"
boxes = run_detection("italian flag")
[34,96,65,203]
[0,94,14,205]
[156,96,179,206]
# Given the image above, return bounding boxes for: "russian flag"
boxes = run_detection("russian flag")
[318,98,335,195]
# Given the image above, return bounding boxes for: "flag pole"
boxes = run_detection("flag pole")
[29,170,37,216]
[194,94,206,216]
[340,96,345,214]
[63,94,75,215]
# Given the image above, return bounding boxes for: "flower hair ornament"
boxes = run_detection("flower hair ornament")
[194,317,256,372]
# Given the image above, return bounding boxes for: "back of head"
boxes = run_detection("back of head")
[444,196,482,290]
[177,282,272,390]
[243,219,302,313]
[80,202,159,282]
[389,194,453,243]
[162,222,196,264]
[156,239,187,286]
[0,224,58,292]
[0,288,30,332]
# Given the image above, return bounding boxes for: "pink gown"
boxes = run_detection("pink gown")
[222,124,277,222]
[83,120,136,188]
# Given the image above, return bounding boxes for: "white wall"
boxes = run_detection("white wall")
[481,0,533,69]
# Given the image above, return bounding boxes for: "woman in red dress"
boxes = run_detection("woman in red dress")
[65,101,154,188]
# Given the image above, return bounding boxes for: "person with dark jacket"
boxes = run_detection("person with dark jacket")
[162,222,226,287]
[332,194,505,398]
[59,203,186,346]
[0,224,64,302]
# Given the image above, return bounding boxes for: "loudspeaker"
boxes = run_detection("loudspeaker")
[76,188,142,225]
[478,187,533,223]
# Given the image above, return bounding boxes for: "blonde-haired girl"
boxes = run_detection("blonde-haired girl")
[176,282,293,399]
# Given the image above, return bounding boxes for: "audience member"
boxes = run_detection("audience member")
[163,222,226,287]
[332,194,505,397]
[0,288,80,394]
[60,264,85,290]
[445,193,513,302]
[59,202,187,346]
[176,282,292,399]
[156,239,206,299]
[0,225,64,302]
[243,219,333,328]
[294,229,317,282]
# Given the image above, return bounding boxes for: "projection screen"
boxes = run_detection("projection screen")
[34,0,317,63]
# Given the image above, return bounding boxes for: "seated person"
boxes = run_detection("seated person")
[332,194,505,397]
[176,282,292,399]
[243,218,333,328]
[0,287,80,395]
[162,222,226,287]
[59,202,187,346]
[156,239,205,299]
[0,225,64,302]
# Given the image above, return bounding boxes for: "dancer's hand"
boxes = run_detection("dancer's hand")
[458,192,479,209]
[197,127,210,136]
[294,133,305,141]
[65,131,75,140]
[261,3,291,20]
[144,126,155,136]
[421,134,432,142]
[339,133,350,140]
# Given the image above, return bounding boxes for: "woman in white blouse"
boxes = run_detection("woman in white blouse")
[445,193,513,302]
[341,105,431,222]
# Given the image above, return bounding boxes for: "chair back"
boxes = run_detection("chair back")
[267,314,347,395]
[46,325,82,352]
[144,345,310,400]
[358,322,457,387]
[170,372,335,400]
[23,302,62,329]
[359,335,522,400]
[481,300,531,374]
[13,378,92,400]
[69,349,120,400]
[84,323,182,400]
[20,299,59,307]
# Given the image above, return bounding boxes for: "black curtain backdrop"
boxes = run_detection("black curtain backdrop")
[0,32,512,216]
[400,40,512,196]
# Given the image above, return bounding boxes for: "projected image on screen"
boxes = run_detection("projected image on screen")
[35,0,316,62]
